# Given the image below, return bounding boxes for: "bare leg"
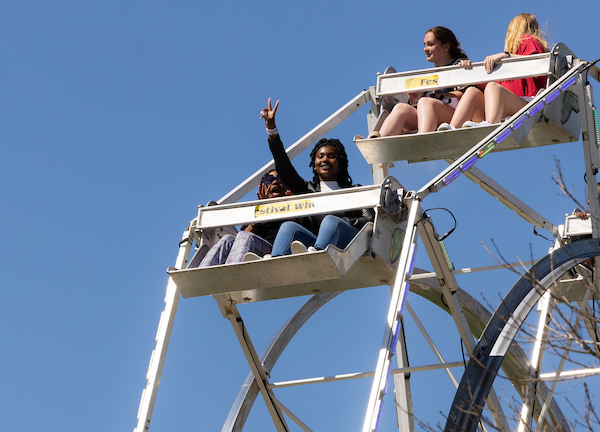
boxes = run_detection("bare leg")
[417,97,456,132]
[379,103,419,136]
[450,87,485,128]
[485,82,527,123]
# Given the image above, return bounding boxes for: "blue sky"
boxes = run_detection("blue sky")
[1,1,599,431]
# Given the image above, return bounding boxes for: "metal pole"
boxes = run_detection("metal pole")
[362,194,421,432]
[134,228,193,432]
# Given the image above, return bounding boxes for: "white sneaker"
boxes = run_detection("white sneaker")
[243,252,261,262]
[307,246,318,253]
[462,120,492,128]
[291,241,308,254]
[437,123,455,131]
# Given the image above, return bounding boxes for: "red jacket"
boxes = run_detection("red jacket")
[499,35,547,97]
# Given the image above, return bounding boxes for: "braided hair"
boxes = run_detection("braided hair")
[308,138,353,187]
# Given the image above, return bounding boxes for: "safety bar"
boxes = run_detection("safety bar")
[195,184,386,230]
[377,53,552,96]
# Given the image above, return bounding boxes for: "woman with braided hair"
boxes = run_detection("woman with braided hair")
[261,98,373,257]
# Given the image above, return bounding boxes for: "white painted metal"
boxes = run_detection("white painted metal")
[517,291,553,432]
[170,197,411,302]
[417,219,474,349]
[563,214,592,237]
[197,185,381,230]
[268,361,465,389]
[357,56,582,166]
[355,118,578,164]
[392,317,415,432]
[271,396,313,432]
[362,197,420,432]
[578,72,600,240]
[134,228,193,432]
[539,367,600,380]
[376,54,550,96]
[135,43,600,432]
[170,223,385,301]
[417,218,510,432]
[409,260,537,279]
[222,291,341,432]
[213,296,290,431]
[405,303,460,388]
[371,161,393,185]
[533,290,594,432]
[449,160,558,235]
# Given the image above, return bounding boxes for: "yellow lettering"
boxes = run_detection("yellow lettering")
[254,199,315,218]
[405,75,439,90]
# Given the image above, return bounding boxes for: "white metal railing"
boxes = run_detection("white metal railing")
[195,185,383,230]
[376,53,551,96]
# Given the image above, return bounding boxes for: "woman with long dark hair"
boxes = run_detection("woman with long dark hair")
[373,26,472,136]
[261,98,373,257]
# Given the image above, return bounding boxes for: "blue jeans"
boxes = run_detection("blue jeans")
[271,215,359,257]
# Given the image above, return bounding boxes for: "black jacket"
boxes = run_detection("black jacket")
[268,136,374,230]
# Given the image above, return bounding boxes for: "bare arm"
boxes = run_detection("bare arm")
[483,52,512,74]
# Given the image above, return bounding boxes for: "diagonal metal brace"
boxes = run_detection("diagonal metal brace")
[417,217,510,432]
[213,295,290,432]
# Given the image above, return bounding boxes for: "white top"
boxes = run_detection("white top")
[320,181,341,192]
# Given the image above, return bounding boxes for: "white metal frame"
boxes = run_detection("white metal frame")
[134,44,600,432]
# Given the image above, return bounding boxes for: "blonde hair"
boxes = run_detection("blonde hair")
[504,13,548,54]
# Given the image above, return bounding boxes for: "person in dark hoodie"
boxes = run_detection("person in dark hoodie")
[260,98,373,257]
[197,169,292,266]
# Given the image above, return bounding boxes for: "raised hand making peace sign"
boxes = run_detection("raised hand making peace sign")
[260,97,280,130]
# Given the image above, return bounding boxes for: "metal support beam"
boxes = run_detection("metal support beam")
[579,72,600,237]
[533,290,593,432]
[271,396,313,432]
[416,219,474,352]
[517,290,553,432]
[372,162,394,185]
[134,228,193,432]
[214,296,289,432]
[405,303,459,388]
[363,195,421,432]
[446,159,558,235]
[392,317,415,432]
[268,361,466,389]
[417,218,509,432]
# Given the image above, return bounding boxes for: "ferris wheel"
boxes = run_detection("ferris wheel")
[134,44,600,432]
